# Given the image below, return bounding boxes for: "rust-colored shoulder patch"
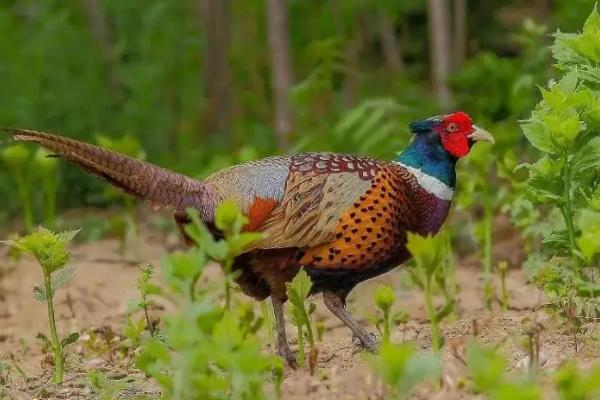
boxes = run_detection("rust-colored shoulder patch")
[246,197,279,231]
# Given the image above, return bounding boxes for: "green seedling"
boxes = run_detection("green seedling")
[367,341,441,400]
[136,203,283,400]
[184,200,262,310]
[372,284,407,344]
[406,232,453,352]
[554,361,600,399]
[1,144,33,231]
[466,340,540,399]
[497,261,510,311]
[87,370,128,400]
[286,269,318,374]
[132,264,162,337]
[4,228,80,383]
[33,148,59,228]
[519,5,600,344]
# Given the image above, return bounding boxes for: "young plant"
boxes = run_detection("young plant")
[372,284,408,344]
[4,228,80,383]
[1,144,33,231]
[128,264,162,338]
[184,200,262,309]
[406,232,453,352]
[520,6,600,330]
[466,340,540,399]
[286,269,318,374]
[367,341,441,400]
[497,261,510,311]
[136,204,283,400]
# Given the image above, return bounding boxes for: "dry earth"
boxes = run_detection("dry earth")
[1,214,599,399]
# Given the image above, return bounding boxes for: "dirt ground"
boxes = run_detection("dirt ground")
[1,216,599,400]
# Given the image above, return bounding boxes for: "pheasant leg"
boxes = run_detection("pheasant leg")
[272,296,297,368]
[323,291,379,352]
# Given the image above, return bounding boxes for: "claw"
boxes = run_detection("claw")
[278,347,298,369]
[352,332,380,353]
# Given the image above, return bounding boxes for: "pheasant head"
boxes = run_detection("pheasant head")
[396,111,494,188]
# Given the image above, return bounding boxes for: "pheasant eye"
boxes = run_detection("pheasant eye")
[447,122,459,133]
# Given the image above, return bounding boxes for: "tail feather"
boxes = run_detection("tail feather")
[4,128,212,214]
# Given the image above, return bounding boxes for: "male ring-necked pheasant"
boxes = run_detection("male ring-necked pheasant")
[4,111,493,365]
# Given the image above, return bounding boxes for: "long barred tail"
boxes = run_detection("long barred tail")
[4,128,211,213]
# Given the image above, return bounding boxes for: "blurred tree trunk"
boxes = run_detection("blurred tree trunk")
[200,0,231,136]
[266,0,294,150]
[426,0,453,110]
[341,19,362,108]
[378,11,404,75]
[80,0,122,95]
[453,0,467,70]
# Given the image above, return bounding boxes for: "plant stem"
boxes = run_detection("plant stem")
[223,258,232,311]
[482,181,493,310]
[561,161,577,257]
[43,273,63,383]
[383,309,390,343]
[424,278,440,352]
[297,325,305,367]
[303,308,315,348]
[500,270,508,311]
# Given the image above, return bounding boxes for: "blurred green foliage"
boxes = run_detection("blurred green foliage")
[0,0,596,229]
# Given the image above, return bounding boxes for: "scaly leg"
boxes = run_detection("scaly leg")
[271,296,297,368]
[323,291,379,352]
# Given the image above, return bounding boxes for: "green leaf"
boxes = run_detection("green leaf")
[286,269,312,307]
[434,300,455,323]
[367,342,441,396]
[466,340,506,393]
[521,121,556,154]
[374,285,395,312]
[36,332,52,350]
[61,332,79,348]
[32,268,76,302]
[215,200,247,234]
[573,137,600,171]
[406,232,445,279]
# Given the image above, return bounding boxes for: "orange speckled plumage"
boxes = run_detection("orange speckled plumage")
[299,165,414,269]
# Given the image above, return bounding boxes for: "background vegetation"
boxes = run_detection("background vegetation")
[0,0,594,223]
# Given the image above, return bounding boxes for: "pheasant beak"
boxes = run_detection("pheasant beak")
[469,125,495,144]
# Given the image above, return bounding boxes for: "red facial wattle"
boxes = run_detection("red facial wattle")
[435,111,474,158]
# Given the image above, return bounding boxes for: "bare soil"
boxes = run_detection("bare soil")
[1,215,598,399]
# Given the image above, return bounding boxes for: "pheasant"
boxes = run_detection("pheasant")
[4,111,493,365]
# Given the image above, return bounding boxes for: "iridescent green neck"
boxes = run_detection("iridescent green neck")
[395,131,457,187]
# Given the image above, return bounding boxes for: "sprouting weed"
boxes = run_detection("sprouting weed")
[520,6,600,339]
[86,370,129,400]
[406,232,453,352]
[371,284,407,344]
[466,340,540,399]
[366,341,441,400]
[4,227,80,383]
[286,269,318,374]
[497,261,510,311]
[135,202,282,400]
[184,201,263,309]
